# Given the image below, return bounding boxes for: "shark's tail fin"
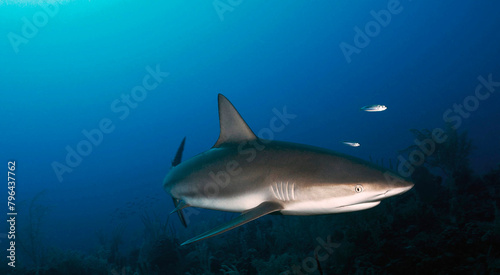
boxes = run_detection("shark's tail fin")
[170,137,188,227]
[171,137,186,168]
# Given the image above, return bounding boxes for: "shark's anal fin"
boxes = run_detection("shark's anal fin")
[213,94,257,148]
[181,201,283,246]
[172,198,189,228]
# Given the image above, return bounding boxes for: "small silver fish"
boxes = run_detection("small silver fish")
[342,141,360,147]
[360,105,387,112]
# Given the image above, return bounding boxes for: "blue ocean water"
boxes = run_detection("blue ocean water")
[1,0,500,274]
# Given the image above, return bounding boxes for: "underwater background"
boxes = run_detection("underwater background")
[1,0,500,274]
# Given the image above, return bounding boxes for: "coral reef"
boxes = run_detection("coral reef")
[402,122,474,180]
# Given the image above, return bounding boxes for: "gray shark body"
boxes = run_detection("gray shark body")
[164,94,413,245]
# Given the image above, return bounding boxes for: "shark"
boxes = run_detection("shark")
[163,94,414,246]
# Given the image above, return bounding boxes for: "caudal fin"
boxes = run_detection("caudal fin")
[171,137,186,167]
[170,137,188,227]
[171,197,189,227]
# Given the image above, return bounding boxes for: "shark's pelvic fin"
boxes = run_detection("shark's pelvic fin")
[181,201,283,246]
[213,94,257,148]
[172,198,189,228]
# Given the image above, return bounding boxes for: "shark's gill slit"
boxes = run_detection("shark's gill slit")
[271,184,280,200]
[285,182,290,201]
[270,185,276,199]
[279,183,284,201]
[280,182,284,201]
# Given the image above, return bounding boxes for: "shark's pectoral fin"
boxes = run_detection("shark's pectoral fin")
[171,198,190,228]
[181,201,283,246]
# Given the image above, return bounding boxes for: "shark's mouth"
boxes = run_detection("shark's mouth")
[336,201,381,210]
[373,190,390,199]
[336,192,389,209]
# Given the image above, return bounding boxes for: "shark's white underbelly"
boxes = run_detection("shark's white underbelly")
[186,192,268,212]
[281,200,381,215]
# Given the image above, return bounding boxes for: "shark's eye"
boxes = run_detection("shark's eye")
[355,185,364,193]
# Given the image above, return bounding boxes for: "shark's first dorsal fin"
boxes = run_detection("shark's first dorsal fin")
[213,94,257,148]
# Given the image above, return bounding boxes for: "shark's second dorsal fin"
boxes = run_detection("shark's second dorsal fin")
[213,94,256,148]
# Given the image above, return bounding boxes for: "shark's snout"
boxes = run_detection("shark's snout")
[371,178,413,200]
[386,181,414,197]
